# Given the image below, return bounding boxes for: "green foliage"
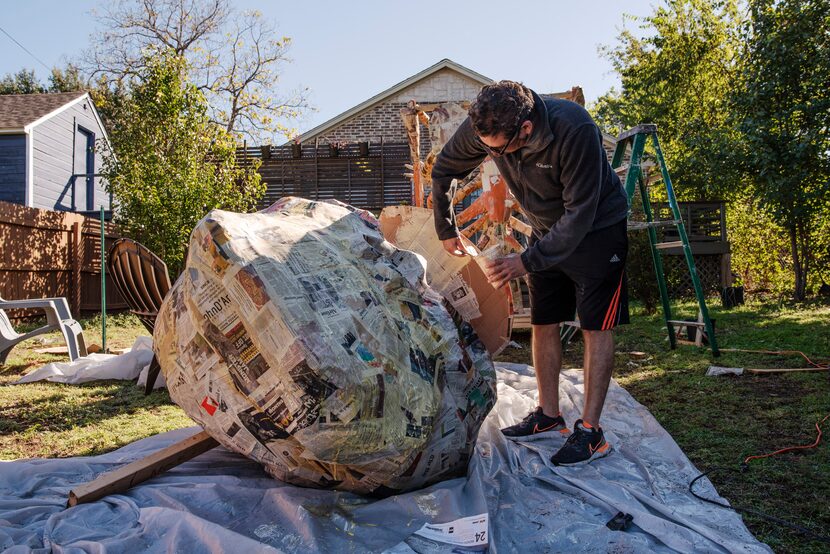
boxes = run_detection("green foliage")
[592,0,744,200]
[0,65,86,95]
[101,50,264,277]
[47,64,86,92]
[731,0,830,300]
[727,194,792,295]
[597,0,830,300]
[88,77,128,133]
[0,69,45,94]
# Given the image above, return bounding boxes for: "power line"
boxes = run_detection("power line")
[0,24,52,72]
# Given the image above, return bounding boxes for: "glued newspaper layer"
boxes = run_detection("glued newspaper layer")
[154,197,497,494]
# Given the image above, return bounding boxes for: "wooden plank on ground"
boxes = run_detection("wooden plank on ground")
[745,367,828,374]
[67,431,218,507]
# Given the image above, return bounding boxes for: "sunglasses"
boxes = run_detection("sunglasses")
[476,113,528,157]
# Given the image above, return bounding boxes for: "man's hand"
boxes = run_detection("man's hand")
[442,236,467,257]
[483,253,527,289]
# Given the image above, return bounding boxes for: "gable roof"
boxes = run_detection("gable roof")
[0,91,87,131]
[295,59,492,143]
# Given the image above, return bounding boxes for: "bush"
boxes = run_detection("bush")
[101,50,264,278]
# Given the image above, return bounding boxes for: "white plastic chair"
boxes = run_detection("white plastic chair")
[0,295,88,364]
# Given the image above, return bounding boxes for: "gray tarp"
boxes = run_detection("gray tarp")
[0,363,770,553]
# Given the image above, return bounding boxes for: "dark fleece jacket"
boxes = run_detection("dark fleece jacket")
[431,90,628,272]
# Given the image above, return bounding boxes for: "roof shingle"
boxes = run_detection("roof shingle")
[0,91,86,130]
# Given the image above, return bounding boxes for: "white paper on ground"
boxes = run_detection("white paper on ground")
[706,366,745,377]
[15,336,154,385]
[414,513,488,547]
[0,363,771,553]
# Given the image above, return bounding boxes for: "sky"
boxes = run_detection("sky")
[0,0,657,136]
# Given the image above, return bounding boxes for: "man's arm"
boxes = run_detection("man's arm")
[520,124,606,272]
[431,118,487,240]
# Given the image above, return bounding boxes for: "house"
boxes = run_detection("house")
[0,91,111,215]
[296,58,586,151]
[252,59,587,210]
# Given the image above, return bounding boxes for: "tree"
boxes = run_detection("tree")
[101,49,264,277]
[593,0,744,200]
[593,0,750,307]
[732,0,830,300]
[0,69,44,94]
[85,0,308,142]
[0,64,87,95]
[47,64,86,92]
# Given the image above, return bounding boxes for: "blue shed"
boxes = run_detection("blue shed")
[0,91,112,214]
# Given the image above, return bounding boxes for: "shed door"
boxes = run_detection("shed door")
[74,126,95,211]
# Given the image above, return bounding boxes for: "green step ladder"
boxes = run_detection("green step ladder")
[611,124,720,356]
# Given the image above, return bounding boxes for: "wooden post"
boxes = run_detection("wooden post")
[401,101,423,207]
[70,220,82,316]
[347,159,352,204]
[380,136,385,207]
[314,138,319,201]
[67,431,218,507]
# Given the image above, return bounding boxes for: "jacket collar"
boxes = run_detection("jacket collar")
[518,90,554,156]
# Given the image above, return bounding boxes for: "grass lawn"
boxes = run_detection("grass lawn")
[1,299,828,552]
[498,298,830,553]
[0,313,191,459]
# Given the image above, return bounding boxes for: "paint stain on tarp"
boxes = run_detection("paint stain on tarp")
[414,492,441,517]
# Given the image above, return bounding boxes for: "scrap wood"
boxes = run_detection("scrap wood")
[68,431,218,507]
[707,348,829,376]
[460,215,488,238]
[34,346,69,354]
[35,342,102,354]
[456,195,487,226]
[745,367,828,374]
[509,216,532,237]
[455,173,483,202]
[720,348,829,369]
[707,366,828,376]
[401,101,424,207]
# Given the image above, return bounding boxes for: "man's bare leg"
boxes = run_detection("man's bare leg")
[581,329,615,427]
[532,323,562,417]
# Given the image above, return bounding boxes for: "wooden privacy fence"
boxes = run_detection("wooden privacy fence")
[0,200,127,320]
[238,141,414,212]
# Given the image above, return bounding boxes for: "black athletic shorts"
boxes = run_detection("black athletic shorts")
[527,218,629,330]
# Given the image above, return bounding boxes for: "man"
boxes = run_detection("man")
[431,81,629,466]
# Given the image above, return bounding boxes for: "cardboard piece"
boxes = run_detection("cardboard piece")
[379,206,512,356]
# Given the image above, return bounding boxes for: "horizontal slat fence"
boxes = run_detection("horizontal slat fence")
[653,201,727,242]
[238,141,413,213]
[0,200,127,320]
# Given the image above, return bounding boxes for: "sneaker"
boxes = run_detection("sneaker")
[501,407,569,440]
[550,420,611,466]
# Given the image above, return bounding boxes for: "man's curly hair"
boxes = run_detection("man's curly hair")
[468,80,535,137]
